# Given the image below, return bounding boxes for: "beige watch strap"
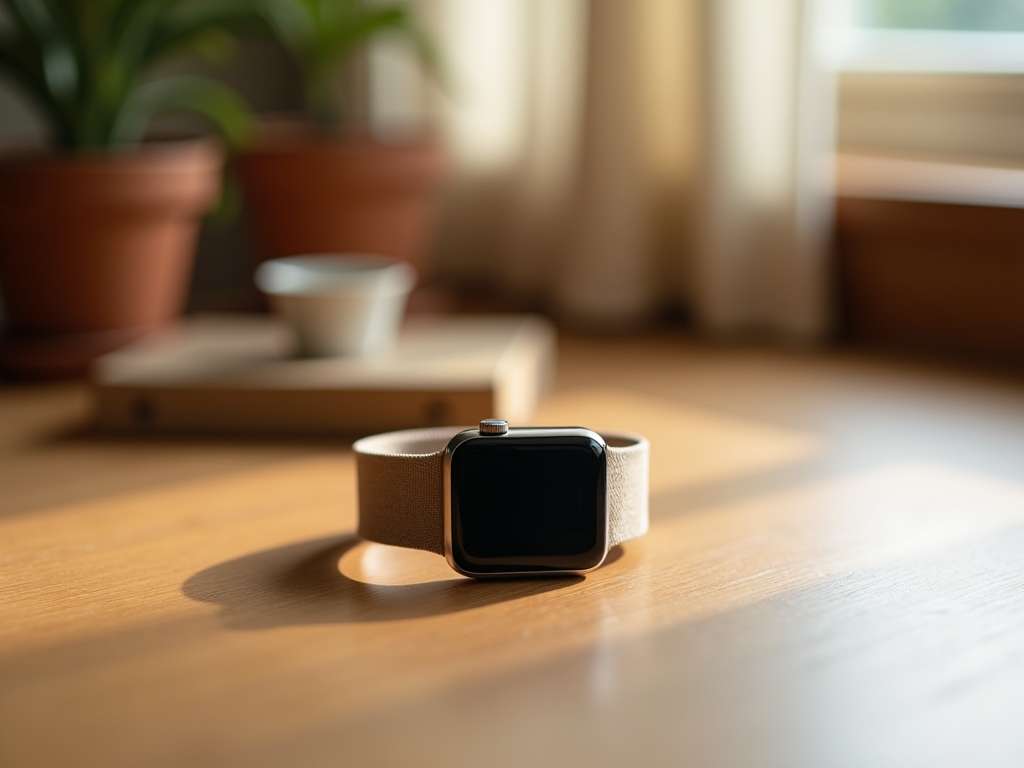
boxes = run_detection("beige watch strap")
[353,427,649,556]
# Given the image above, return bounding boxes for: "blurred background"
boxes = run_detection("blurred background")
[2,0,1024,367]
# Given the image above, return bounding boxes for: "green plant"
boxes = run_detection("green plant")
[257,0,439,132]
[0,0,254,149]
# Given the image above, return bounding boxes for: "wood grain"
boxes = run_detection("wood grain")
[3,333,1024,767]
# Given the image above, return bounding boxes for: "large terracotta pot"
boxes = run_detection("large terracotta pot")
[0,139,222,378]
[237,122,444,272]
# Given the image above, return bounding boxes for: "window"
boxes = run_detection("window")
[856,0,1024,31]
[827,0,1024,73]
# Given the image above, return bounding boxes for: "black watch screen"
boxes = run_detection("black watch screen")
[449,434,608,574]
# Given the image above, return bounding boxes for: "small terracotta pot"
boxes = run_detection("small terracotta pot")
[237,121,444,271]
[0,138,222,378]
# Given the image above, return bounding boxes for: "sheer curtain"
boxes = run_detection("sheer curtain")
[375,0,836,340]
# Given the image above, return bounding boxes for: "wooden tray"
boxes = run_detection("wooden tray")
[92,313,556,435]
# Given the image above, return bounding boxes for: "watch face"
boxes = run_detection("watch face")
[446,430,608,575]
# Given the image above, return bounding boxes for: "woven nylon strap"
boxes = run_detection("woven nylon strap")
[353,427,649,556]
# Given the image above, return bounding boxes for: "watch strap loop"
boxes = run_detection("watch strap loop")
[606,432,650,547]
[354,427,456,555]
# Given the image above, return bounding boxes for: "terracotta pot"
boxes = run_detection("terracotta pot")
[0,139,222,378]
[237,122,444,271]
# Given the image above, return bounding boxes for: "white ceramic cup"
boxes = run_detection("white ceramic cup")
[254,254,417,358]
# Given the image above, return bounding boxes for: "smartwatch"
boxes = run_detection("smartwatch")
[353,420,649,578]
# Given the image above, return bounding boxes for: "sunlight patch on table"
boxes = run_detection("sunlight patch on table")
[533,387,822,494]
[341,542,466,586]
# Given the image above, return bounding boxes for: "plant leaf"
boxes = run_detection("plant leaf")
[145,1,266,64]
[251,0,316,59]
[109,74,253,148]
[319,6,407,62]
[0,38,76,143]
[4,0,50,42]
[6,0,79,104]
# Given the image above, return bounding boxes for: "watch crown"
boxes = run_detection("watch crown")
[479,419,508,435]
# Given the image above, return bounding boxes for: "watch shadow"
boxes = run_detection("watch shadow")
[182,535,618,629]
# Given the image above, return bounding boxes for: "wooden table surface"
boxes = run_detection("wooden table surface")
[3,333,1024,768]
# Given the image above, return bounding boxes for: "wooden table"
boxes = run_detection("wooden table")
[3,333,1024,767]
